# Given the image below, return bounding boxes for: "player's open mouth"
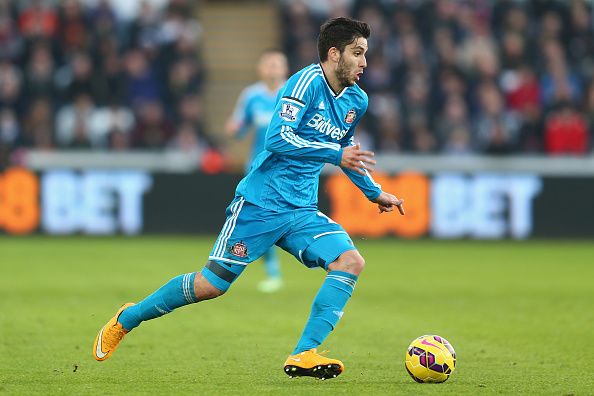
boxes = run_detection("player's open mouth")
[356,72,363,81]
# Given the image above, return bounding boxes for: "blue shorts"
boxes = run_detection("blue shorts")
[202,196,356,292]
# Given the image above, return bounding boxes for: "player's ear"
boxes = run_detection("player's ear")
[328,47,340,63]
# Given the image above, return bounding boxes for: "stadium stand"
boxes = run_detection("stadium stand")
[1,0,593,172]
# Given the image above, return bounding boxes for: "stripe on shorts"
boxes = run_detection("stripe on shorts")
[213,198,245,258]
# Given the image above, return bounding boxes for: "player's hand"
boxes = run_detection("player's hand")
[341,142,376,176]
[224,120,241,137]
[371,191,405,215]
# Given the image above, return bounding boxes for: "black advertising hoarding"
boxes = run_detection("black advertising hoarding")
[0,167,593,238]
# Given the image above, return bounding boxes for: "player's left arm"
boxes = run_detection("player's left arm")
[340,119,405,215]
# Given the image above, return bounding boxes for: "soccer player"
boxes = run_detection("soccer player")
[93,17,405,380]
[224,50,288,293]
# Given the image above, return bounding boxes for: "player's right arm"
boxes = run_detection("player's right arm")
[224,87,252,138]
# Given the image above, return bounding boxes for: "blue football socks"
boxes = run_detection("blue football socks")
[118,272,197,331]
[293,271,358,354]
[264,247,281,279]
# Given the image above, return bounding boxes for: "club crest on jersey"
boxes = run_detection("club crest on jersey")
[344,109,356,124]
[229,241,248,258]
[279,102,300,122]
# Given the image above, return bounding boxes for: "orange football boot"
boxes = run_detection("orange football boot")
[284,348,344,380]
[93,303,135,361]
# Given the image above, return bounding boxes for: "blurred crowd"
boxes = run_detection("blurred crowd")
[281,0,594,155]
[0,0,207,168]
[1,0,593,171]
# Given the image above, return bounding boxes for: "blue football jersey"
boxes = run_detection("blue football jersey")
[230,81,281,172]
[236,63,381,211]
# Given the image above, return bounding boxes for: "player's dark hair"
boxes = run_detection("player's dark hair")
[317,17,370,62]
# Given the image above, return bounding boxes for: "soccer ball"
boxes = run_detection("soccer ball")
[404,335,456,383]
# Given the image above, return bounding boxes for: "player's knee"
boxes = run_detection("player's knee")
[328,250,365,276]
[350,253,365,275]
[193,272,225,301]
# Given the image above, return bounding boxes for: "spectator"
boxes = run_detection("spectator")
[503,63,540,113]
[566,0,593,80]
[165,58,201,113]
[442,126,474,156]
[518,103,545,153]
[107,130,130,151]
[0,61,23,114]
[582,80,594,133]
[539,39,582,108]
[167,121,203,158]
[176,94,203,128]
[0,14,23,62]
[90,101,135,148]
[393,31,428,94]
[499,32,528,71]
[23,41,55,101]
[130,100,174,149]
[429,25,458,71]
[401,72,433,136]
[68,118,92,149]
[55,51,102,104]
[544,102,589,155]
[18,0,59,40]
[0,107,19,146]
[94,50,126,106]
[55,93,96,147]
[128,0,160,52]
[474,82,520,154]
[407,114,437,153]
[435,94,472,149]
[123,49,161,110]
[89,0,120,40]
[58,0,92,56]
[21,96,54,149]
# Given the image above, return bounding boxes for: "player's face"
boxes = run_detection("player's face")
[258,53,288,83]
[336,38,368,88]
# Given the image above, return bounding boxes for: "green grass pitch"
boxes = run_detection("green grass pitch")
[1,236,593,395]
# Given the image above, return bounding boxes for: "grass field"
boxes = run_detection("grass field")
[1,236,593,395]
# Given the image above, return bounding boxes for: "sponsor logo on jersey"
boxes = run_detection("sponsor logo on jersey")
[279,102,300,122]
[306,113,349,140]
[229,241,248,257]
[318,100,325,110]
[344,109,356,124]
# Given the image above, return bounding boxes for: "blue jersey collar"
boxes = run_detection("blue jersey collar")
[319,63,348,99]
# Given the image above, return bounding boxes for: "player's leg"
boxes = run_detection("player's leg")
[292,248,363,355]
[93,197,288,361]
[279,211,360,379]
[257,246,283,293]
[114,196,256,335]
[93,265,244,361]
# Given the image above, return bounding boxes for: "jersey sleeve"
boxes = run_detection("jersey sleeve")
[264,70,343,166]
[230,87,252,138]
[340,106,382,201]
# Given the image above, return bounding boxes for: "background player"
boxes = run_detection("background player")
[94,17,405,380]
[224,50,288,293]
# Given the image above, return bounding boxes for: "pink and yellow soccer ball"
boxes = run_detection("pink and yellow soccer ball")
[405,335,456,383]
